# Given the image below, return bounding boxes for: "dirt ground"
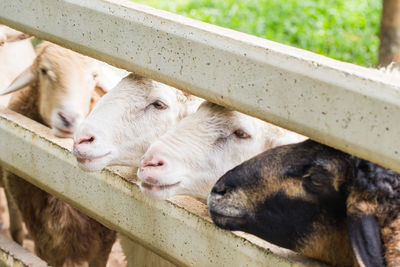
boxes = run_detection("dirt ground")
[0,187,127,267]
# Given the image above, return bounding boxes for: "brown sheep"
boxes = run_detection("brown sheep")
[0,42,115,267]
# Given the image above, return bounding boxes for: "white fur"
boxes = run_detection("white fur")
[73,73,202,171]
[0,41,118,137]
[73,73,202,267]
[138,101,307,200]
[0,26,35,107]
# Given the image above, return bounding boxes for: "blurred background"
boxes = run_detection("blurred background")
[132,0,396,67]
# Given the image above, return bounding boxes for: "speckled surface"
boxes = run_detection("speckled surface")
[0,108,327,266]
[0,0,399,173]
[0,233,48,267]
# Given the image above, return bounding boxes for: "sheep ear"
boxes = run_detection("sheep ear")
[6,31,31,42]
[93,85,107,98]
[89,86,107,112]
[0,26,31,43]
[0,66,36,95]
[93,75,111,93]
[347,213,385,267]
[92,63,129,92]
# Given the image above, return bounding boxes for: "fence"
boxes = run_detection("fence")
[0,0,399,266]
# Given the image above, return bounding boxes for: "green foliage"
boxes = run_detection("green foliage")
[132,0,381,66]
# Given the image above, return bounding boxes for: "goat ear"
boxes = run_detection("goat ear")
[89,86,107,112]
[0,27,30,44]
[92,63,129,92]
[94,85,107,98]
[347,213,385,267]
[0,66,36,95]
[93,75,111,93]
[6,31,31,43]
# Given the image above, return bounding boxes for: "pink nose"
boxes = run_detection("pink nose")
[74,134,96,150]
[140,156,165,169]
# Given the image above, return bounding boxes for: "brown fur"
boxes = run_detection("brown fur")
[346,192,379,216]
[299,221,356,267]
[348,193,400,267]
[381,214,400,267]
[7,84,41,122]
[347,189,400,266]
[90,86,108,111]
[3,43,116,266]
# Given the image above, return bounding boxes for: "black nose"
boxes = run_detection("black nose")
[211,182,229,196]
[58,112,75,128]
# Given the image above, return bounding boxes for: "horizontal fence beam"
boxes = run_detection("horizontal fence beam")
[0,109,326,266]
[0,233,48,267]
[1,0,400,171]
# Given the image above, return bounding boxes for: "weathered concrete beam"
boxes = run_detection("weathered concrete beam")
[0,0,399,171]
[0,234,48,267]
[0,109,326,266]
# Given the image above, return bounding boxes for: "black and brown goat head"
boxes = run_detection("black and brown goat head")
[208,140,387,267]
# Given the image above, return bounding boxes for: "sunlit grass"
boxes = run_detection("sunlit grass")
[132,0,381,66]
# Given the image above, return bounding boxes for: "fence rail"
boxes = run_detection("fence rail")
[0,233,48,267]
[1,0,399,172]
[0,0,397,265]
[0,108,325,266]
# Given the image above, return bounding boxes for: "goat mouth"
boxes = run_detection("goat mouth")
[209,210,243,220]
[140,181,181,191]
[208,210,247,229]
[76,152,111,164]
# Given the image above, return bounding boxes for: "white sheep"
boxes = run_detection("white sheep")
[0,41,118,267]
[137,101,307,200]
[0,25,35,107]
[73,73,202,172]
[73,73,203,267]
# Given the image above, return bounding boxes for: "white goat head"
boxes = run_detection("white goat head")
[137,101,306,200]
[0,42,108,137]
[73,73,202,172]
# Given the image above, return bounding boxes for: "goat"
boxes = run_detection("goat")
[0,41,116,267]
[208,139,400,267]
[138,101,306,200]
[73,73,202,267]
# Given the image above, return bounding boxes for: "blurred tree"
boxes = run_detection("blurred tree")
[379,0,400,65]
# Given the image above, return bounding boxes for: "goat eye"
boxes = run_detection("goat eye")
[233,129,251,139]
[40,68,47,75]
[311,178,322,187]
[92,72,98,80]
[152,100,167,110]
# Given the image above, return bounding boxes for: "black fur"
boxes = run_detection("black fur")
[209,139,400,266]
[347,214,385,267]
[250,191,322,250]
[351,156,400,205]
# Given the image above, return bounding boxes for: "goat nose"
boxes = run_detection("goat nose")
[76,135,96,145]
[58,112,76,128]
[211,182,228,197]
[141,156,165,168]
